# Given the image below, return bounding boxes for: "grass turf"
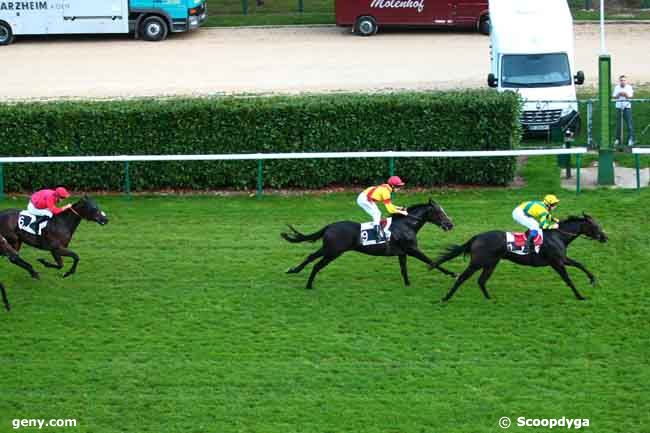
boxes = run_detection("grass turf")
[1,157,649,432]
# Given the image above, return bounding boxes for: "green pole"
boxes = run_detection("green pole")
[298,0,304,13]
[242,0,248,15]
[576,154,581,195]
[124,161,131,199]
[0,163,4,201]
[598,54,614,185]
[257,160,263,198]
[636,154,641,192]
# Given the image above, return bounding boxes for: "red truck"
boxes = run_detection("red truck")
[335,0,490,36]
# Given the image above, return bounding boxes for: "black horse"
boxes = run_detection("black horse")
[431,213,608,302]
[0,195,109,278]
[282,199,455,289]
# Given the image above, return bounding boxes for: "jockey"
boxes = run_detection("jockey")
[357,176,408,241]
[28,187,72,219]
[512,194,560,253]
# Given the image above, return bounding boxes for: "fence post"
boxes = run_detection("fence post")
[636,153,641,193]
[0,163,4,201]
[298,0,304,13]
[242,0,248,15]
[585,0,592,10]
[124,161,131,199]
[576,153,581,195]
[257,160,263,198]
[586,99,593,149]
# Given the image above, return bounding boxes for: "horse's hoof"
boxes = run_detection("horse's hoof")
[449,273,458,279]
[590,279,597,287]
[577,296,587,301]
[3,304,10,312]
[63,272,73,278]
[31,272,40,280]
[286,268,296,274]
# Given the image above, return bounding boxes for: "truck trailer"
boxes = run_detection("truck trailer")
[335,0,489,36]
[0,0,207,45]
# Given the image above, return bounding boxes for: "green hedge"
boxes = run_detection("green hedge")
[0,92,521,192]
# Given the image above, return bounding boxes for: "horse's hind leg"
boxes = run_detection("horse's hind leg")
[305,254,339,290]
[1,283,10,312]
[38,251,64,269]
[0,237,39,280]
[477,263,498,300]
[442,264,480,302]
[287,248,324,274]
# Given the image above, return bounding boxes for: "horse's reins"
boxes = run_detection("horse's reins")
[69,206,81,217]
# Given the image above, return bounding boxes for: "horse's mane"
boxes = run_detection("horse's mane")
[406,203,432,213]
[561,215,587,224]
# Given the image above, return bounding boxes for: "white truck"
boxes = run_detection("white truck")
[487,0,584,135]
[0,0,207,45]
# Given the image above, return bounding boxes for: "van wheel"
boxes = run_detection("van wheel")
[478,16,490,35]
[140,16,169,42]
[355,16,378,36]
[0,22,15,45]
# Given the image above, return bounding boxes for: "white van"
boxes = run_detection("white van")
[487,0,584,135]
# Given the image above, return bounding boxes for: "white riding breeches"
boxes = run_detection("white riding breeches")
[512,207,543,240]
[357,192,382,225]
[27,202,53,218]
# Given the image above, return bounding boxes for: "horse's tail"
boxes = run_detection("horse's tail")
[281,224,327,243]
[433,237,475,266]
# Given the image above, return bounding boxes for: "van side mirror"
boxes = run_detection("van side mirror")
[574,70,585,85]
[487,73,498,88]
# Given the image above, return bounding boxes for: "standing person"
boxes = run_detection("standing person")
[28,187,72,220]
[357,176,408,241]
[613,75,635,148]
[511,194,560,254]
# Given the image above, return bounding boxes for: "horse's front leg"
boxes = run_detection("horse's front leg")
[405,246,457,278]
[564,257,597,286]
[0,282,10,311]
[398,255,410,286]
[550,261,586,300]
[53,248,80,278]
[38,251,64,270]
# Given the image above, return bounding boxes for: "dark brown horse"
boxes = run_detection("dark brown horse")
[0,195,108,278]
[282,199,455,289]
[432,214,607,302]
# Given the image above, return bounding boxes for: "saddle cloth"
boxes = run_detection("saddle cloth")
[360,218,393,246]
[18,211,49,236]
[506,231,543,255]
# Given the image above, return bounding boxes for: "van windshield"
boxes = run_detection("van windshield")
[501,53,571,88]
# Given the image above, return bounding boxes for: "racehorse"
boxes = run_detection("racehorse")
[282,199,455,289]
[0,195,109,278]
[431,213,607,302]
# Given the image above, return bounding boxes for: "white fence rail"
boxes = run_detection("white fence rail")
[0,148,588,197]
[633,148,650,191]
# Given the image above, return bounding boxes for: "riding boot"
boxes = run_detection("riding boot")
[526,237,536,254]
[375,225,385,242]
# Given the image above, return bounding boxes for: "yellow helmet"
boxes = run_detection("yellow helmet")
[543,194,560,206]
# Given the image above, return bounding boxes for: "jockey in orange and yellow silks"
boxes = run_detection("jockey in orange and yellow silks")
[357,176,408,240]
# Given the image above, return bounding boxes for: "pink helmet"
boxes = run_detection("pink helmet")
[55,187,70,199]
[387,176,405,187]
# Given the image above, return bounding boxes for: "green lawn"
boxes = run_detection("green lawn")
[1,157,649,433]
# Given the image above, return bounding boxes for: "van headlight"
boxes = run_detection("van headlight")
[561,107,575,117]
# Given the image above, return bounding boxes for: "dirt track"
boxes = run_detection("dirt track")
[1,23,649,100]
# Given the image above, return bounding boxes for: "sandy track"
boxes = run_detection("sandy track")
[1,24,648,100]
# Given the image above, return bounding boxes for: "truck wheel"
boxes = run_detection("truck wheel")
[478,16,490,35]
[0,22,15,46]
[140,16,169,42]
[355,16,378,36]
